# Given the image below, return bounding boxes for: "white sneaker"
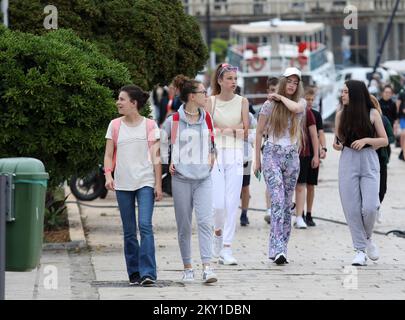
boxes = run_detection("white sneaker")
[366,240,379,261]
[182,268,195,282]
[202,266,218,283]
[352,250,367,266]
[212,234,223,259]
[219,248,238,265]
[294,216,307,229]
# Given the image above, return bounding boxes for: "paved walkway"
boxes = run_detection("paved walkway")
[5,133,405,299]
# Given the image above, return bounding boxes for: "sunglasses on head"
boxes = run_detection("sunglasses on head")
[218,64,238,78]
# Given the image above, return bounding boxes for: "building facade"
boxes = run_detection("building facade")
[182,0,405,66]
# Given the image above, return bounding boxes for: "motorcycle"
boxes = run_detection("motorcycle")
[69,164,172,201]
[69,164,108,201]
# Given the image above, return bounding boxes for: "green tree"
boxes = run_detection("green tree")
[8,0,208,89]
[0,27,132,187]
[212,38,229,63]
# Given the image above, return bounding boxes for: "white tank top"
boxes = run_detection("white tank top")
[211,94,243,149]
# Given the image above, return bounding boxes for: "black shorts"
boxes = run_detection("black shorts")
[242,161,251,187]
[297,156,319,185]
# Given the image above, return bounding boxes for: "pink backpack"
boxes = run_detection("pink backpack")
[111,117,156,170]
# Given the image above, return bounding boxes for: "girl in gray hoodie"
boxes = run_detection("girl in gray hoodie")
[161,75,218,283]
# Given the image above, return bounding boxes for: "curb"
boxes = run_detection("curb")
[43,192,87,251]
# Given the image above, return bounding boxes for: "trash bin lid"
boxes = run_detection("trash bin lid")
[0,158,49,181]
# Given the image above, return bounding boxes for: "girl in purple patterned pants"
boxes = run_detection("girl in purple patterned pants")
[262,143,300,260]
[255,67,305,265]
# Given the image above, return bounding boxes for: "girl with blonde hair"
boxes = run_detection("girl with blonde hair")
[255,67,306,265]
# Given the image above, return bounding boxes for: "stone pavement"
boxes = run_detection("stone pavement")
[5,133,405,300]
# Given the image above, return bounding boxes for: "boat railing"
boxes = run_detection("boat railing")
[228,43,329,74]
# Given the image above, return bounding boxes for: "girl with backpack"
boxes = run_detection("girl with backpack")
[161,75,218,283]
[333,80,388,266]
[206,63,250,265]
[254,67,306,265]
[104,85,162,286]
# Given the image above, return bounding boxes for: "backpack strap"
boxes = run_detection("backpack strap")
[145,118,157,151]
[111,117,156,170]
[204,111,215,147]
[171,112,180,145]
[111,117,123,170]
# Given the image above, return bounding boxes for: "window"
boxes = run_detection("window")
[253,0,265,15]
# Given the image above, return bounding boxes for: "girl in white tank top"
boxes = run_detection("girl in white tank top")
[205,63,249,265]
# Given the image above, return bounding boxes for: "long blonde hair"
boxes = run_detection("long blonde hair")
[267,77,304,144]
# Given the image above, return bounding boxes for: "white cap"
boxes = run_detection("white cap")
[282,67,302,80]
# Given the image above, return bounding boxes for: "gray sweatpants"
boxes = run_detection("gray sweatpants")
[338,147,380,251]
[172,175,213,265]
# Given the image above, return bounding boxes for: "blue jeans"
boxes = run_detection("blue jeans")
[116,187,157,280]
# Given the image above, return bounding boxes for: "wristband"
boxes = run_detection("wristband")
[104,168,113,174]
[322,147,327,152]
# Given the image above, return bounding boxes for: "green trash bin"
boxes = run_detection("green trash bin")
[0,158,49,271]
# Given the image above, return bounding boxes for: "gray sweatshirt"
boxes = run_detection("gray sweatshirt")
[161,105,215,180]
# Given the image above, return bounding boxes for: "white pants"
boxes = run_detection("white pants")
[212,148,244,246]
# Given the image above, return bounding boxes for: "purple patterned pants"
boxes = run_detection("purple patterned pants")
[262,142,300,258]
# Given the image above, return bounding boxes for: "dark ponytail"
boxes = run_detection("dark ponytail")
[120,85,150,110]
[172,74,200,103]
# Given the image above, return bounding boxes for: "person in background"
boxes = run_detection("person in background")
[369,95,395,223]
[234,86,257,227]
[368,73,382,97]
[152,85,169,127]
[302,87,326,227]
[294,90,319,229]
[169,77,185,113]
[395,88,405,161]
[378,85,397,160]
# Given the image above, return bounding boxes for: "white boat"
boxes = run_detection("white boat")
[227,19,337,120]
